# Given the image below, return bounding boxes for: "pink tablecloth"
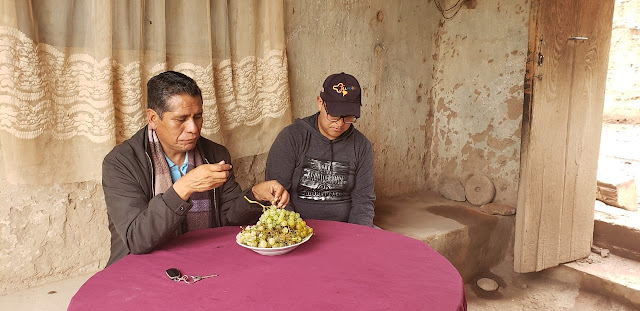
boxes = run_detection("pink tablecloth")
[69,220,466,310]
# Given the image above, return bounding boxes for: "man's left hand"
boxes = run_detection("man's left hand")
[251,180,290,208]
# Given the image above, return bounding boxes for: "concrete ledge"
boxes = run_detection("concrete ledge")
[0,273,92,311]
[593,201,640,261]
[542,253,640,309]
[374,191,515,282]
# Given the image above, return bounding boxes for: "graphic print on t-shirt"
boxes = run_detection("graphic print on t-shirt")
[298,156,349,201]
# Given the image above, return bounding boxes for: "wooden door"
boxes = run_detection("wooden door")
[515,0,615,273]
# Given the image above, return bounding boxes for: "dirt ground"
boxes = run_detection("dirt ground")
[465,256,637,311]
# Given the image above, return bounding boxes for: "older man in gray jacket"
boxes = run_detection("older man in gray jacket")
[103,71,288,266]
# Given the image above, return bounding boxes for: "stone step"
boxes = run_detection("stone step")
[374,191,515,283]
[593,201,640,261]
[543,252,640,309]
[0,273,93,310]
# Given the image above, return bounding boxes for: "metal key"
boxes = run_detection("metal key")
[187,274,219,284]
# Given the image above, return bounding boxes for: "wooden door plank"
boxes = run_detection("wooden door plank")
[563,0,614,261]
[514,0,539,273]
[538,0,581,270]
[516,0,578,272]
[515,0,615,272]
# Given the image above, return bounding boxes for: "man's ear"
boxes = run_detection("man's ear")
[146,108,159,130]
[317,96,323,112]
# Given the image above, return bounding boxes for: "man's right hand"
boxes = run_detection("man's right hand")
[173,161,232,201]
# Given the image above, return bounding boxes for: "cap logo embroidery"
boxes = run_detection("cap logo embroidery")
[332,83,357,97]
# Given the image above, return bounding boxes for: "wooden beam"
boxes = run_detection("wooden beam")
[596,178,638,211]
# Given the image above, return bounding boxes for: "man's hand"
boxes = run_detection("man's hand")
[173,161,231,201]
[251,180,290,208]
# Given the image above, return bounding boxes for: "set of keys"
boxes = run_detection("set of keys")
[165,268,218,284]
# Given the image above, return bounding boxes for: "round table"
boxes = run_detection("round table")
[69,220,466,310]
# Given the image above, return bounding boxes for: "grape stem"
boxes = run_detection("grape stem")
[244,196,271,211]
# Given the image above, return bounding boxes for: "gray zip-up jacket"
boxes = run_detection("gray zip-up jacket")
[265,113,375,226]
[102,126,262,266]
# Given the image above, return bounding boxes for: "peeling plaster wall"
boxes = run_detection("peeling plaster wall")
[0,148,110,294]
[284,0,439,198]
[427,1,529,205]
[284,0,529,205]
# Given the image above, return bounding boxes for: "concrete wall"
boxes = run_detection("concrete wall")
[0,161,109,293]
[284,0,439,198]
[0,0,530,293]
[426,1,528,205]
[604,0,640,121]
[284,0,528,205]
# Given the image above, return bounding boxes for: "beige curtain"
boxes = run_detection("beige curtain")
[0,0,291,184]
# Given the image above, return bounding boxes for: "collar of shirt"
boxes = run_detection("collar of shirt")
[164,153,189,183]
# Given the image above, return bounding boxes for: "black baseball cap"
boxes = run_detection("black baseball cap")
[320,72,361,118]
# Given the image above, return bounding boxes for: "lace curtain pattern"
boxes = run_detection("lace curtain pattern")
[0,0,291,184]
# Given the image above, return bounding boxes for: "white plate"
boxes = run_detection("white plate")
[236,233,313,256]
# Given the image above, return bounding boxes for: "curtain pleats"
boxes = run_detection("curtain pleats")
[0,0,291,184]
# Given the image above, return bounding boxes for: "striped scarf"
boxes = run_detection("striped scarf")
[148,129,212,232]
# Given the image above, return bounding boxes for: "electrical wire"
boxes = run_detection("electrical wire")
[434,0,466,20]
[435,0,464,19]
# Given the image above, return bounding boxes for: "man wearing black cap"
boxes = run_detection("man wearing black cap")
[265,73,375,226]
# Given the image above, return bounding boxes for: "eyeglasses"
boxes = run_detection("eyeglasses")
[323,103,358,124]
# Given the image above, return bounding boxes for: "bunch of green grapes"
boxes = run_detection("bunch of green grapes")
[237,205,313,248]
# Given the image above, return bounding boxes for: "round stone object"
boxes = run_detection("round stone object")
[465,175,495,205]
[477,278,499,291]
[438,179,466,202]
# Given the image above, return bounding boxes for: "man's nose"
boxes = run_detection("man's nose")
[335,118,346,126]
[185,118,198,132]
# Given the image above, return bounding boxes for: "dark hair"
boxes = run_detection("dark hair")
[147,71,202,118]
